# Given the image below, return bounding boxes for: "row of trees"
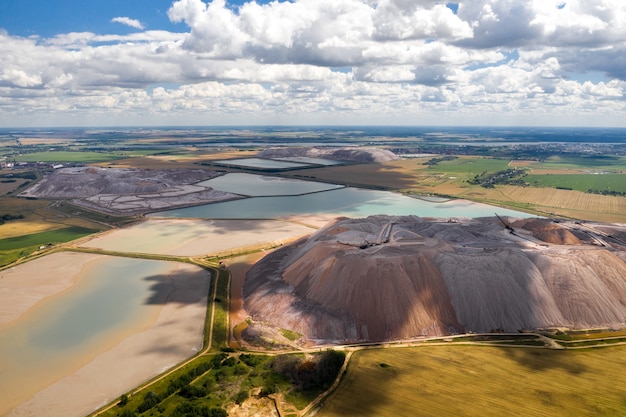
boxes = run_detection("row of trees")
[0,213,23,225]
[587,189,626,197]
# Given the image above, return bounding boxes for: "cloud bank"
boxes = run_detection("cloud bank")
[0,0,625,126]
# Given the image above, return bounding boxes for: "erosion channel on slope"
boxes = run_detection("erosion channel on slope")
[244,215,626,343]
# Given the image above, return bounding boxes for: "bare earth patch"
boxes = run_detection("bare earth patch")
[80,218,317,257]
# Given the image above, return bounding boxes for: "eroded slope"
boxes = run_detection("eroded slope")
[244,216,626,342]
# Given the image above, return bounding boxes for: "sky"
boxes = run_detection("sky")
[0,0,625,127]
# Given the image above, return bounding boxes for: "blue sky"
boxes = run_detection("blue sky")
[0,1,180,36]
[0,0,274,36]
[0,0,625,127]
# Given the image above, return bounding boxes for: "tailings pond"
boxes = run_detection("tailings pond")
[151,186,534,219]
[0,253,209,416]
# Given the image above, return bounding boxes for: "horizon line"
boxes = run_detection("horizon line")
[2,125,626,131]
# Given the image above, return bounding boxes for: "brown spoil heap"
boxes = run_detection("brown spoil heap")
[243,215,626,342]
[512,218,581,245]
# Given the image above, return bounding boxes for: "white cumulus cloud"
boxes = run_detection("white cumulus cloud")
[1,0,626,127]
[111,16,145,30]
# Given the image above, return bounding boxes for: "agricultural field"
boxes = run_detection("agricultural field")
[0,193,129,268]
[0,226,99,251]
[425,156,510,176]
[14,151,128,164]
[0,178,30,196]
[524,155,626,172]
[316,345,626,417]
[0,226,99,266]
[526,173,626,193]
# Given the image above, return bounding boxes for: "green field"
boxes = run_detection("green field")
[534,155,626,171]
[427,157,510,176]
[15,151,126,163]
[0,226,98,250]
[527,173,626,193]
[0,226,99,266]
[316,345,626,417]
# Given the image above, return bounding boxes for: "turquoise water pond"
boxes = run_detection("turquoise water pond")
[152,186,533,219]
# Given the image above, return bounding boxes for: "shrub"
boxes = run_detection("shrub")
[178,384,208,399]
[235,389,249,404]
[136,391,160,413]
[118,393,129,407]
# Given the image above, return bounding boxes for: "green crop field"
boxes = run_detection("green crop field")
[534,155,626,171]
[427,157,510,176]
[316,345,626,417]
[527,173,626,193]
[15,151,126,163]
[0,226,98,251]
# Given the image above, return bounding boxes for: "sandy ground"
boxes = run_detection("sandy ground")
[227,253,267,346]
[0,253,210,417]
[0,252,102,326]
[80,218,317,256]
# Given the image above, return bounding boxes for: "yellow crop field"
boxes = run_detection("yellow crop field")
[317,345,626,417]
[497,186,626,222]
[0,221,63,240]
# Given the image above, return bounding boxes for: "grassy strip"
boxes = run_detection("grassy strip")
[556,337,626,348]
[210,268,230,351]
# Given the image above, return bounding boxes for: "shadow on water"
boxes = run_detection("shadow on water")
[138,269,212,357]
[142,268,211,306]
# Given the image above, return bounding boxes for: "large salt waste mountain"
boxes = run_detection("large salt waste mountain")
[244,216,626,342]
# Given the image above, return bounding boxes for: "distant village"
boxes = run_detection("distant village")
[0,158,80,171]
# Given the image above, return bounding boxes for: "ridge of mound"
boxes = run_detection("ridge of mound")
[244,216,626,342]
[512,218,581,245]
[256,147,399,163]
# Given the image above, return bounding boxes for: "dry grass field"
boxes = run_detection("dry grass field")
[316,345,626,417]
[0,197,114,238]
[0,220,62,240]
[0,198,57,238]
[0,178,29,196]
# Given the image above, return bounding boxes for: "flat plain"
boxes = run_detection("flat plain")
[316,345,626,417]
